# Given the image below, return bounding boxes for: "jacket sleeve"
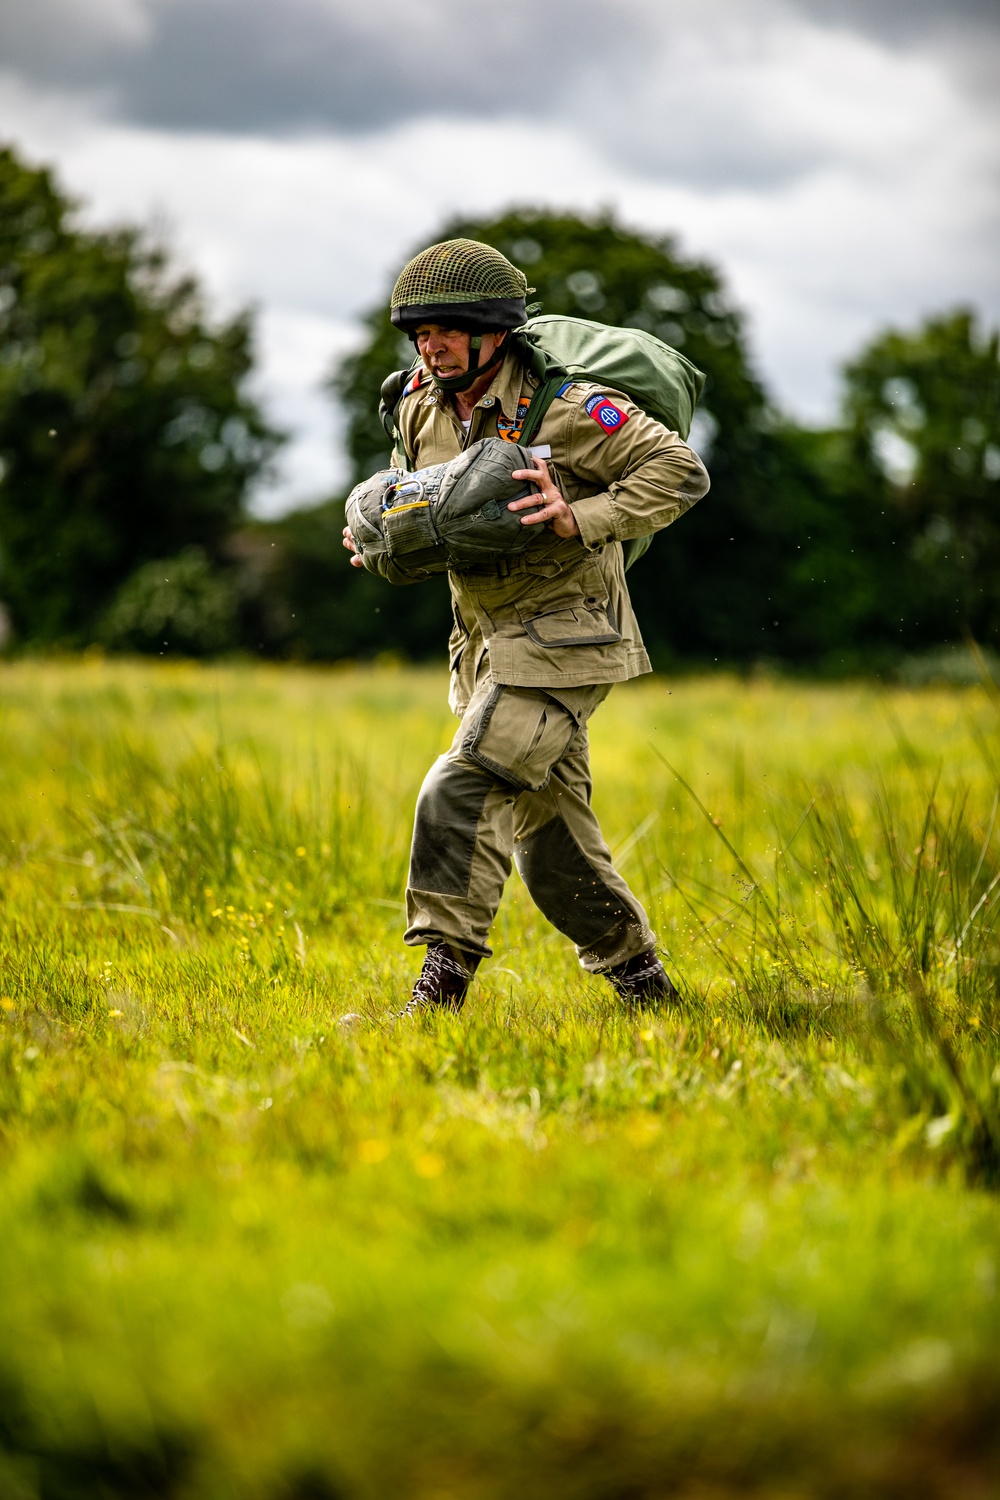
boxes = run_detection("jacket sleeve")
[560,388,710,550]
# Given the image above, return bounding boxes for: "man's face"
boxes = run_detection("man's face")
[415,324,504,382]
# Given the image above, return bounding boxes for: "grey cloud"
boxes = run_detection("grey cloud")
[571,54,845,190]
[4,0,996,138]
[2,0,996,193]
[790,0,1000,45]
[0,0,652,133]
[789,0,1000,107]
[0,0,149,78]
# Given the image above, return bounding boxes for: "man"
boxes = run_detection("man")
[343,238,709,1013]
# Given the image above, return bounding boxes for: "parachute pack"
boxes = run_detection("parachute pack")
[345,439,544,585]
[379,312,706,570]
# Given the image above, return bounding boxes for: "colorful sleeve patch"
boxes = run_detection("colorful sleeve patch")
[584,393,629,432]
[497,395,532,444]
[403,370,425,398]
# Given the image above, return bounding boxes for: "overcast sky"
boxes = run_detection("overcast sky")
[2,0,998,513]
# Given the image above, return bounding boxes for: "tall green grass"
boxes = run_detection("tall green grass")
[1,659,999,1497]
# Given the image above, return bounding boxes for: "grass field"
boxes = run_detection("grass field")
[1,658,999,1499]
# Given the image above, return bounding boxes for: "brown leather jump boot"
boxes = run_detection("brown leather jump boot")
[400,942,481,1016]
[606,950,681,1007]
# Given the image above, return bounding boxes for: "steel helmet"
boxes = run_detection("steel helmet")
[390,238,529,335]
[390,239,530,392]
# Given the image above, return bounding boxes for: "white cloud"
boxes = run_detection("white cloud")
[248,309,353,515]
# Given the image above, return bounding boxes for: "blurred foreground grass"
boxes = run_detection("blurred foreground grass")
[1,658,999,1498]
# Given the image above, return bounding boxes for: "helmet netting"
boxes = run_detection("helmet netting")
[391,239,528,309]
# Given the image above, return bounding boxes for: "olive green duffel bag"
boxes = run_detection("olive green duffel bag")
[345,437,543,584]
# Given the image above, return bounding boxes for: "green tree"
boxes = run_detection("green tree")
[99,547,239,656]
[757,424,924,673]
[842,309,1000,646]
[0,144,281,645]
[235,500,455,662]
[329,207,809,666]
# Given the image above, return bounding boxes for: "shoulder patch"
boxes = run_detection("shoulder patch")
[584,392,630,432]
[401,369,426,399]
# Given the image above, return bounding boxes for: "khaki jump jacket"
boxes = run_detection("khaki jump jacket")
[393,350,709,712]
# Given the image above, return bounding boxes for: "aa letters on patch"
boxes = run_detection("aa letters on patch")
[584,393,629,432]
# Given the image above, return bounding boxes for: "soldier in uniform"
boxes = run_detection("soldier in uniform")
[343,239,709,1013]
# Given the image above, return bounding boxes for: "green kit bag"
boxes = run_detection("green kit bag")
[510,316,706,569]
[513,314,705,443]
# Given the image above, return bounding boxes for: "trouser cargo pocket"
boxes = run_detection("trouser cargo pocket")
[461,685,578,792]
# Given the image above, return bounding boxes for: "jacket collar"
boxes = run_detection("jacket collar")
[420,348,532,419]
[489,349,528,420]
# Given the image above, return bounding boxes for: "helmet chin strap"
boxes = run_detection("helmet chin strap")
[431,333,507,394]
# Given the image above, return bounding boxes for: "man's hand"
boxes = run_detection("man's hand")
[342,524,365,568]
[509,457,580,539]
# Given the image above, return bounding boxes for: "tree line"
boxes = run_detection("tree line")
[1,143,998,674]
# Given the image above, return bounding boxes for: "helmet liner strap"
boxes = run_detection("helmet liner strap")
[431,334,508,394]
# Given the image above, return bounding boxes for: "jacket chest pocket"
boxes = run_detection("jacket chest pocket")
[519,599,622,648]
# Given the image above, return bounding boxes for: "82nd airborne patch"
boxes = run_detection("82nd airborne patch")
[584,393,629,432]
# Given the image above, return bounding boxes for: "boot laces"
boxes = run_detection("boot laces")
[607,950,679,1004]
[400,943,476,1016]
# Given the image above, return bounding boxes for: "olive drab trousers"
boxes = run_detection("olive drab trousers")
[404,677,655,970]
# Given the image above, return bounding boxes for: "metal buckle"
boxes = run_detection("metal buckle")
[384,477,425,511]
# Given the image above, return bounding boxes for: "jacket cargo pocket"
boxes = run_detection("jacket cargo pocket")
[520,600,622,648]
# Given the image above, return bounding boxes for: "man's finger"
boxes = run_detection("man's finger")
[508,493,554,510]
[518,501,563,525]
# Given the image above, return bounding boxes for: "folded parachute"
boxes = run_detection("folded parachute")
[345,438,544,585]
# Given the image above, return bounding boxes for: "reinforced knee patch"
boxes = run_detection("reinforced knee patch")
[409,760,493,896]
[514,815,636,948]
